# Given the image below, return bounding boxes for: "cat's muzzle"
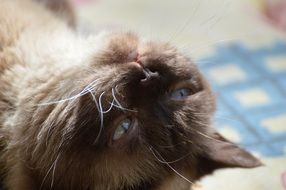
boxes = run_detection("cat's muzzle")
[140,68,159,86]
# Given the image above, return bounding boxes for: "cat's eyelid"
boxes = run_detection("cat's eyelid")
[169,88,193,101]
[168,79,194,92]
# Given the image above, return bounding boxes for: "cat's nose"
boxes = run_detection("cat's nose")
[140,68,159,86]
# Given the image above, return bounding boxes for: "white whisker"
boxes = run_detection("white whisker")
[38,79,99,106]
[101,99,115,114]
[88,90,104,144]
[167,0,201,43]
[51,154,60,188]
[111,88,124,110]
[149,146,194,185]
[112,88,137,113]
[194,130,226,144]
[40,154,60,190]
[38,90,89,106]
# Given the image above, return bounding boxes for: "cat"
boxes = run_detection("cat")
[0,0,262,190]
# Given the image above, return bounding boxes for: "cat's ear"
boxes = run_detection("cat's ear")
[196,131,262,177]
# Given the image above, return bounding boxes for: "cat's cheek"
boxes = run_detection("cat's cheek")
[167,94,204,111]
[185,90,216,113]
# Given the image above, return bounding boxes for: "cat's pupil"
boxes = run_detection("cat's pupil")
[121,120,130,131]
[170,88,192,100]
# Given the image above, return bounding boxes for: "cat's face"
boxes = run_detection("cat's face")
[19,33,261,190]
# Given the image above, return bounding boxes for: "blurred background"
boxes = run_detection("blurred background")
[72,0,286,189]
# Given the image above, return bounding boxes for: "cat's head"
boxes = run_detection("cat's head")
[18,32,261,189]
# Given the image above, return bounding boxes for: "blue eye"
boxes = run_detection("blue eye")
[113,118,131,141]
[170,88,192,100]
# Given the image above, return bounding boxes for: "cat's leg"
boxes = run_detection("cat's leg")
[34,0,76,28]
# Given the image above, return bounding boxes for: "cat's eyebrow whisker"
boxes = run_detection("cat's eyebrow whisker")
[37,79,99,106]
[112,87,137,113]
[112,104,137,113]
[37,90,89,106]
[95,91,105,144]
[149,146,194,185]
[88,90,104,144]
[106,100,136,113]
[112,87,124,110]
[114,85,125,98]
[101,99,116,114]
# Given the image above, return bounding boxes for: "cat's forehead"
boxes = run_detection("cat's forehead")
[81,32,208,101]
[81,32,211,114]
[95,32,199,78]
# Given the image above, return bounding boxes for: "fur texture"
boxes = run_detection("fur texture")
[0,0,261,190]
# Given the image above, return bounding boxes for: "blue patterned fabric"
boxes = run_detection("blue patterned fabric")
[199,41,286,157]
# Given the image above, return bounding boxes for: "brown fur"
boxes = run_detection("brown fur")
[0,0,261,190]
